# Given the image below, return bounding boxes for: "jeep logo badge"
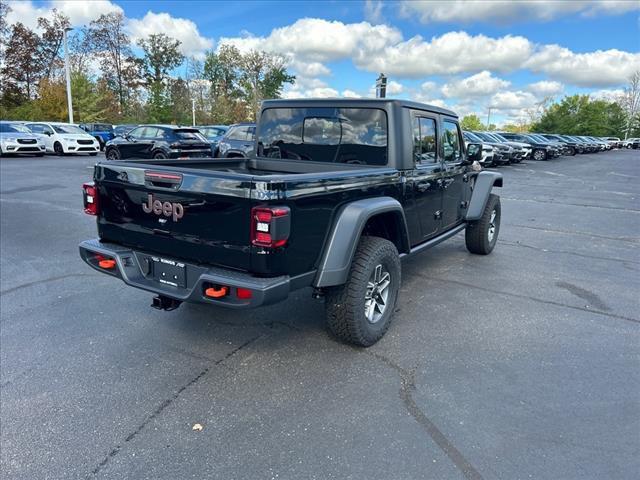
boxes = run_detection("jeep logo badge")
[142,193,184,222]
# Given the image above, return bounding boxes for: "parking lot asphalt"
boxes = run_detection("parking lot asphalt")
[1,150,639,479]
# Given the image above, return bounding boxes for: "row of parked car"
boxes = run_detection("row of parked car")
[462,131,635,167]
[0,120,259,160]
[1,119,636,162]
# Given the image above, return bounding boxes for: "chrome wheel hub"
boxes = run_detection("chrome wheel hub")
[488,210,497,242]
[365,264,391,324]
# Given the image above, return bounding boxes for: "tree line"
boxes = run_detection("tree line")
[460,73,640,139]
[0,6,295,125]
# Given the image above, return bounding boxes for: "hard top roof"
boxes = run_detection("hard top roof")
[261,98,458,118]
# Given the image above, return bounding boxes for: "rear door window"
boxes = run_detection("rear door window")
[412,116,438,164]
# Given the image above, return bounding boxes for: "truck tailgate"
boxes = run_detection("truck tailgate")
[95,162,253,271]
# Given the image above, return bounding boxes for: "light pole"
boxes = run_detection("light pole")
[486,107,492,130]
[375,73,387,98]
[192,99,196,126]
[63,27,73,124]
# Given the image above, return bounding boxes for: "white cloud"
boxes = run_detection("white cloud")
[442,71,510,98]
[219,18,401,64]
[358,31,533,77]
[386,80,405,94]
[400,0,639,24]
[364,0,385,24]
[590,88,625,102]
[127,12,214,59]
[490,90,539,110]
[6,0,123,30]
[342,89,362,98]
[525,46,640,87]
[526,80,564,96]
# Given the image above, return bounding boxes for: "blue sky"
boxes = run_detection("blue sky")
[8,0,640,124]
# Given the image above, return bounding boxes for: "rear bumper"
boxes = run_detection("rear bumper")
[79,239,314,308]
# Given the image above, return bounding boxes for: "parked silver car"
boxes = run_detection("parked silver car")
[0,121,46,156]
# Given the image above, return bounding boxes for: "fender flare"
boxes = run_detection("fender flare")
[466,171,503,221]
[313,197,410,287]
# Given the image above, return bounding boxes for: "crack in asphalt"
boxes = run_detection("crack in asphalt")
[420,274,640,325]
[87,335,262,479]
[0,273,103,295]
[506,223,640,244]
[498,239,640,266]
[362,350,484,480]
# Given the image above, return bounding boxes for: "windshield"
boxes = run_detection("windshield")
[463,131,482,142]
[258,107,388,165]
[0,124,21,133]
[174,130,207,141]
[474,132,495,142]
[199,127,226,139]
[53,125,87,134]
[490,133,509,142]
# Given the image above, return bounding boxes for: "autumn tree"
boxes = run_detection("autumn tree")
[87,12,140,115]
[1,23,45,102]
[37,9,71,79]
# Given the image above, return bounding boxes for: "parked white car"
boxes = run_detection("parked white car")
[25,122,100,156]
[0,121,46,157]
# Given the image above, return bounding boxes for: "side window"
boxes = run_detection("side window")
[443,120,462,163]
[413,117,437,164]
[247,126,256,141]
[128,127,145,138]
[228,126,249,141]
[42,125,54,135]
[29,124,44,133]
[145,127,161,139]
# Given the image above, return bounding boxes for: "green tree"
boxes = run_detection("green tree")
[460,114,484,131]
[239,50,295,120]
[137,33,184,85]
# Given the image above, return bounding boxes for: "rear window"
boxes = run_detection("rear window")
[258,107,388,165]
[93,124,113,132]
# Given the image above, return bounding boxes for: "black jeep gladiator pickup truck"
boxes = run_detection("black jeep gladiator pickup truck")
[80,99,502,346]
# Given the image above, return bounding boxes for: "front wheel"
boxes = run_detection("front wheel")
[466,194,501,255]
[532,149,547,161]
[106,148,120,160]
[325,236,401,347]
[153,151,167,159]
[53,142,65,156]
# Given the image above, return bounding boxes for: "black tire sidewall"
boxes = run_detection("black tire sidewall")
[54,142,64,155]
[153,151,167,159]
[106,148,120,160]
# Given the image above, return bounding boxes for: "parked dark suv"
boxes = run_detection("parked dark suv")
[105,125,213,160]
[216,123,256,158]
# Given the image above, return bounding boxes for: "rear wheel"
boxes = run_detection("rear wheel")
[153,151,167,159]
[54,142,65,156]
[466,194,500,255]
[325,236,401,347]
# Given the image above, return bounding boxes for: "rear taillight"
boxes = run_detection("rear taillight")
[250,206,290,248]
[83,182,99,215]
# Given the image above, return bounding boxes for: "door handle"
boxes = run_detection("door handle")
[416,181,431,192]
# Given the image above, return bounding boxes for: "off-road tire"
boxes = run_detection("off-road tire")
[325,236,401,347]
[465,193,501,255]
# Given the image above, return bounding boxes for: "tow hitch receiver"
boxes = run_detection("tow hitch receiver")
[151,295,182,311]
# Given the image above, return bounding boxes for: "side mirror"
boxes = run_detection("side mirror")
[44,131,53,136]
[465,143,482,163]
